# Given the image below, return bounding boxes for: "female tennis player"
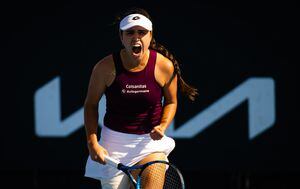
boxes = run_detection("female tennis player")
[84,7,198,189]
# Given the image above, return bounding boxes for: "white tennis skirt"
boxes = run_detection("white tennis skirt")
[84,125,176,180]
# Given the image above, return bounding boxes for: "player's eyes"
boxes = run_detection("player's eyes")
[126,30,135,35]
[125,30,148,36]
[138,30,148,35]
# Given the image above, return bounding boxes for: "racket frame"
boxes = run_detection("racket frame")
[104,156,185,189]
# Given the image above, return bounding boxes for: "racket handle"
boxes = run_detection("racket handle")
[104,155,120,168]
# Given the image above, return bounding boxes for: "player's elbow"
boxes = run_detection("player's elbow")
[164,99,177,107]
[84,98,98,111]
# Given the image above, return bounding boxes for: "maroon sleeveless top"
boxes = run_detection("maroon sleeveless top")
[104,49,163,134]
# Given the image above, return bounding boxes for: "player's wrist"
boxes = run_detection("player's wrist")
[159,123,168,132]
[86,133,98,143]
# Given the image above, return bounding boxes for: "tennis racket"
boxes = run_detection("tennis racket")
[104,155,185,189]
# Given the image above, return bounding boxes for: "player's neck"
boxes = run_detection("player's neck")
[121,49,149,71]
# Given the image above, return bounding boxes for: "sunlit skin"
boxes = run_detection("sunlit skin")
[119,26,152,70]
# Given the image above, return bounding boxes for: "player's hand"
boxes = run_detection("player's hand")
[88,143,108,164]
[150,125,166,140]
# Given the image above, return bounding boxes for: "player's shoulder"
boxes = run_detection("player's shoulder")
[155,51,174,74]
[93,54,114,73]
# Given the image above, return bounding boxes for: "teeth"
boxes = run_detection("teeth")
[132,45,142,54]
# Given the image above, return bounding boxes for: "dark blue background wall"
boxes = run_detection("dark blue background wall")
[2,0,298,188]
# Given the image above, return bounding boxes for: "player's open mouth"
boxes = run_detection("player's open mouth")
[132,44,142,54]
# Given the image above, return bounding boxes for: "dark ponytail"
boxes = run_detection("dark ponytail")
[149,38,198,101]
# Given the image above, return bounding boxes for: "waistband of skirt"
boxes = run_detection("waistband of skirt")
[100,125,152,144]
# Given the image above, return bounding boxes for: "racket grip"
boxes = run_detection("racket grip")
[104,155,120,168]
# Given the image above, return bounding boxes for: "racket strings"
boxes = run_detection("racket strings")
[139,162,184,189]
[163,165,184,189]
[140,163,166,189]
